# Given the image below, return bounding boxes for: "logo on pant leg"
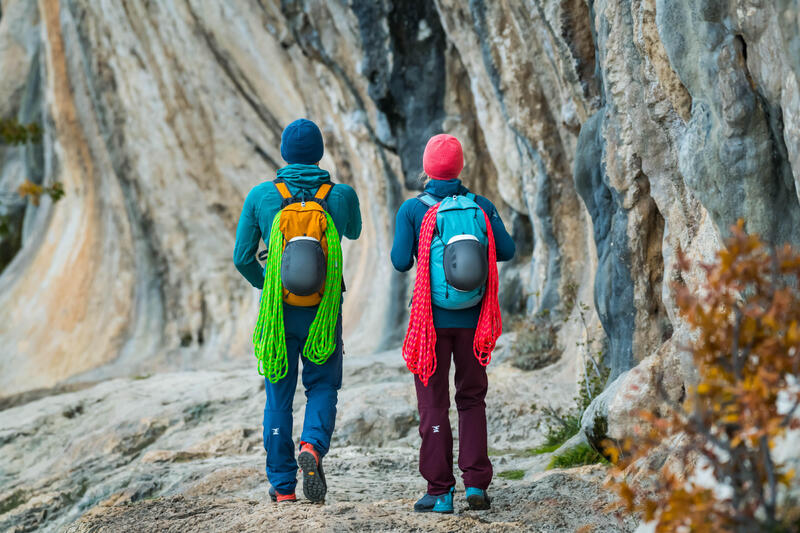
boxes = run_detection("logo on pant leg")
[272,428,280,435]
[432,425,440,433]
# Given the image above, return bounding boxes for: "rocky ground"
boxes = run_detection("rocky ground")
[0,335,636,532]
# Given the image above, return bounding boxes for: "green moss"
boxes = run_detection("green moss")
[489,445,562,457]
[64,479,89,505]
[0,489,28,515]
[526,443,561,455]
[547,443,608,469]
[497,469,525,480]
[487,447,514,456]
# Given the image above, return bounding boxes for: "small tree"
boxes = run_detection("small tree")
[0,118,42,145]
[17,180,64,205]
[0,117,61,272]
[607,221,800,532]
[0,118,60,204]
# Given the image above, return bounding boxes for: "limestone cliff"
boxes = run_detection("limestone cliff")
[1,0,799,427]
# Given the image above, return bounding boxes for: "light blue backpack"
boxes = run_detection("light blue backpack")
[418,192,490,310]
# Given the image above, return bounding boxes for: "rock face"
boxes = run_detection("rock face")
[1,0,797,396]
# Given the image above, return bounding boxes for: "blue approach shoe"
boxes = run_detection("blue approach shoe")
[414,493,437,512]
[465,487,491,510]
[432,486,455,514]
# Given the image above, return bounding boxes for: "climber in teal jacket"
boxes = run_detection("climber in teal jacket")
[233,118,361,504]
[234,171,361,288]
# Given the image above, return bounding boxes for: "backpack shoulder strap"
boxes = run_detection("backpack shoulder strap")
[273,178,292,200]
[465,192,476,201]
[417,193,438,208]
[314,182,333,201]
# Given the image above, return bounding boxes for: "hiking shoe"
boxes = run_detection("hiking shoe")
[465,487,491,510]
[432,486,455,514]
[268,485,297,503]
[414,493,437,512]
[297,442,327,503]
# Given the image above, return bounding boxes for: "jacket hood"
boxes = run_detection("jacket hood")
[276,164,331,189]
[424,178,467,198]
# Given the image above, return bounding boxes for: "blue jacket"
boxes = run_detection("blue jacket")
[390,178,515,328]
[234,164,362,289]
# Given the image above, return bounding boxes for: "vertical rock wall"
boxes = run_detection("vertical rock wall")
[1,0,799,398]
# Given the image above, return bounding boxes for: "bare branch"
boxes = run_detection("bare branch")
[759,435,777,526]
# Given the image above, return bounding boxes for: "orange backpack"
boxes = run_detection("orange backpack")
[272,179,334,307]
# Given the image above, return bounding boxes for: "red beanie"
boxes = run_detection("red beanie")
[423,134,464,180]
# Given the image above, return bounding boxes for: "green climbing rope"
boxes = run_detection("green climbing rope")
[253,212,287,383]
[252,210,343,383]
[304,213,342,363]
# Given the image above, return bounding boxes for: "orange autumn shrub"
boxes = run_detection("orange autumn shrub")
[607,221,800,533]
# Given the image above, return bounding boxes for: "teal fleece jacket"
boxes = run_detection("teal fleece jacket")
[233,164,362,289]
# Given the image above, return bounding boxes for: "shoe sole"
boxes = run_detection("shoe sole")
[298,451,326,503]
[466,494,491,510]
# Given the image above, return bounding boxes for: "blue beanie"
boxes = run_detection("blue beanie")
[280,119,324,165]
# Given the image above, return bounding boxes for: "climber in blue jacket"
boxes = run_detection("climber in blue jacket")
[233,119,361,504]
[391,166,515,329]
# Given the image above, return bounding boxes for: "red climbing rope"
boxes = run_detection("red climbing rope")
[473,208,502,365]
[403,203,502,386]
[402,204,439,386]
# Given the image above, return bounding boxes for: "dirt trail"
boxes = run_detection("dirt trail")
[0,336,635,532]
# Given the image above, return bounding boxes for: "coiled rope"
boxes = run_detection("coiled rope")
[472,208,502,364]
[304,213,342,363]
[402,204,440,386]
[253,210,343,383]
[402,204,502,386]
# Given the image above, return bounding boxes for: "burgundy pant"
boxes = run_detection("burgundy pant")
[414,327,493,495]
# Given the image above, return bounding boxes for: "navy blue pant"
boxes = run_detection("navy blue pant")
[263,304,343,494]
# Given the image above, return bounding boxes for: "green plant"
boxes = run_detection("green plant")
[0,489,28,515]
[497,469,525,480]
[574,301,610,412]
[17,180,64,205]
[532,297,609,456]
[562,280,579,315]
[1,180,64,272]
[0,120,60,269]
[0,118,41,145]
[527,443,561,455]
[548,443,608,469]
[534,407,582,448]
